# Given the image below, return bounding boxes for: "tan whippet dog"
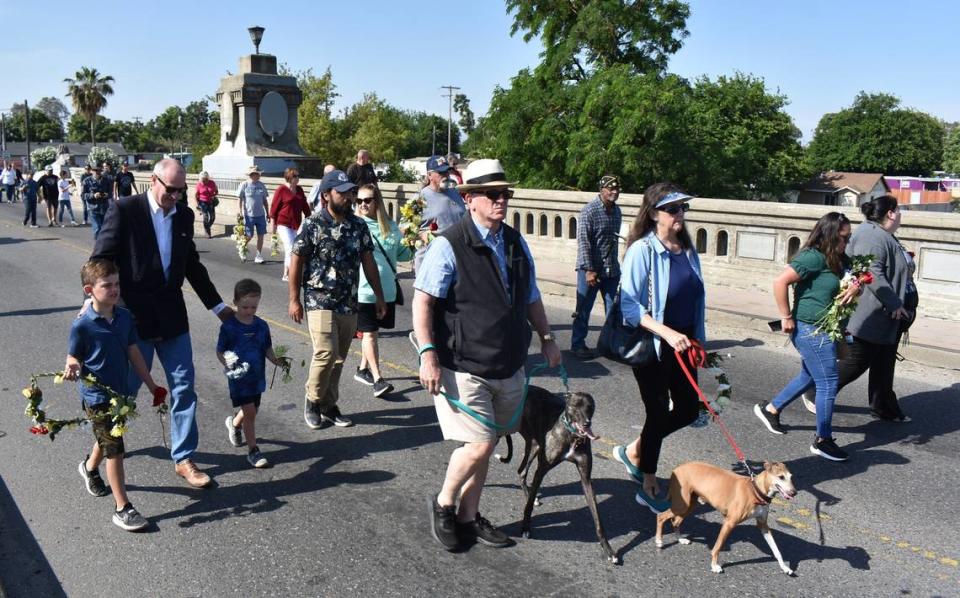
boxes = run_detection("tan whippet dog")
[655,461,797,575]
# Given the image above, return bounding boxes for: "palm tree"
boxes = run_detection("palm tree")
[64,67,115,145]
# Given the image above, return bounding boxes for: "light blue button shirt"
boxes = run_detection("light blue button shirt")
[621,232,706,358]
[414,219,541,304]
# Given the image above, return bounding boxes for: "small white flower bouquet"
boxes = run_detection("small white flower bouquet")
[223,350,250,380]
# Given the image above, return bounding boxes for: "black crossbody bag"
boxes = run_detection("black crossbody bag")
[371,234,404,306]
[598,241,657,367]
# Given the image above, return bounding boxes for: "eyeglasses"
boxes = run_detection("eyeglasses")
[357,196,375,205]
[658,202,690,215]
[290,173,300,178]
[475,189,513,201]
[155,175,187,197]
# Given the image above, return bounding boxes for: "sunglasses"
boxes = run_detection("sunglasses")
[658,202,690,215]
[155,175,187,197]
[357,196,376,205]
[476,189,514,201]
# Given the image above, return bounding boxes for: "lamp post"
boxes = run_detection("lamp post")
[248,26,265,55]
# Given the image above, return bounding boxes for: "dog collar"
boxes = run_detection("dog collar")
[751,480,772,506]
[559,413,580,436]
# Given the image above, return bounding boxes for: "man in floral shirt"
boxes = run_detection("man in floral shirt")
[288,169,387,429]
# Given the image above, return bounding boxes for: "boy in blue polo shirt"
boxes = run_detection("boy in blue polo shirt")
[65,258,167,531]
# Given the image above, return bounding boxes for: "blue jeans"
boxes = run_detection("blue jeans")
[90,210,106,239]
[22,198,37,225]
[82,198,89,222]
[771,321,839,440]
[127,333,199,463]
[2,184,14,202]
[571,270,619,350]
[58,200,76,223]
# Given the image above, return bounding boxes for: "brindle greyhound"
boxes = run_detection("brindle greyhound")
[655,461,798,575]
[497,386,619,564]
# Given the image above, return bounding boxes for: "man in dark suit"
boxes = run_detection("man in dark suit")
[92,158,233,488]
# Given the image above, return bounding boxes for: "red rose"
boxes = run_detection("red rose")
[429,221,438,232]
[859,272,874,285]
[152,387,168,407]
[30,425,49,435]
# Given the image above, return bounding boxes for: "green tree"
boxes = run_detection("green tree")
[507,0,690,79]
[4,106,64,142]
[806,92,945,176]
[63,67,115,144]
[344,93,409,163]
[453,94,475,135]
[400,111,460,157]
[35,96,70,126]
[943,124,960,175]
[187,117,221,173]
[291,67,344,166]
[67,113,119,143]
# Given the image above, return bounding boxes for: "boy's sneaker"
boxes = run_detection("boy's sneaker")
[79,457,109,497]
[254,252,264,264]
[373,378,394,398]
[810,437,849,462]
[225,415,243,447]
[754,402,786,435]
[113,503,148,531]
[428,494,459,551]
[247,448,269,468]
[319,406,353,427]
[304,397,323,429]
[353,367,375,386]
[456,513,513,548]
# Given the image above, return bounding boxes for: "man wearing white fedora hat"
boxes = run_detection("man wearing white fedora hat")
[413,158,562,551]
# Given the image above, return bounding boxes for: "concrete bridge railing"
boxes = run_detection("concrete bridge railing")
[128,172,960,321]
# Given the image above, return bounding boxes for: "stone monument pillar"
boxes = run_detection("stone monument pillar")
[202,27,322,178]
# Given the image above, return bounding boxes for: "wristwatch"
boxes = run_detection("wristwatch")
[540,332,555,343]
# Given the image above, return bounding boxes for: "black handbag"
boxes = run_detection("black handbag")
[598,241,657,367]
[371,234,404,306]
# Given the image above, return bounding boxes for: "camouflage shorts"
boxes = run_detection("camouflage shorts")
[83,402,125,458]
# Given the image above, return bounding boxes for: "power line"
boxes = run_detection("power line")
[440,85,460,157]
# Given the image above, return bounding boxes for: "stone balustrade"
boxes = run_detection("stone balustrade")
[129,172,960,321]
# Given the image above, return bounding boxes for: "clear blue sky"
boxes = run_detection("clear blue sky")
[4,0,957,143]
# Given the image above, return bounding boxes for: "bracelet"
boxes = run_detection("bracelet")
[418,343,437,356]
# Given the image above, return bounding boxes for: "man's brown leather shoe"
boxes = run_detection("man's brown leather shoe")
[175,459,212,488]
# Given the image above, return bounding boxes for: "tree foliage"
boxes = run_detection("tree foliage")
[35,97,70,125]
[466,67,803,197]
[942,124,960,175]
[64,67,115,144]
[507,0,690,79]
[4,106,64,142]
[453,94,475,135]
[805,92,945,176]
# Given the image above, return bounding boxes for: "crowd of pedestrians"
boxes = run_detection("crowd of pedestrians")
[36,151,920,544]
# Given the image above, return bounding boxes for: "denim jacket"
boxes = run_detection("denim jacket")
[621,232,706,359]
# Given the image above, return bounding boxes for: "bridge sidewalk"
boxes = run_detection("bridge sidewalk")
[532,259,959,370]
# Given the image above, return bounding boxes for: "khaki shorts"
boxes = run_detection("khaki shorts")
[433,367,525,443]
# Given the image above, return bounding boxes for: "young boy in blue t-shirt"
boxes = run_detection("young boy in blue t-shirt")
[65,258,167,531]
[217,279,281,468]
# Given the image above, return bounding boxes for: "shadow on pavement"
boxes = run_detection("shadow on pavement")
[0,236,59,245]
[706,337,766,351]
[0,305,78,318]
[0,476,67,598]
[126,404,439,527]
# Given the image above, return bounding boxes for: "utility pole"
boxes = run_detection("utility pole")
[440,85,460,157]
[431,123,436,156]
[24,100,32,171]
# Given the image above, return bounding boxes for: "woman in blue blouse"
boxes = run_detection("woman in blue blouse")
[612,182,706,513]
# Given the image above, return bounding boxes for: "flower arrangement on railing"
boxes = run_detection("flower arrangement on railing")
[233,214,248,260]
[22,371,167,440]
[270,232,281,257]
[398,197,436,249]
[690,352,732,428]
[814,254,875,342]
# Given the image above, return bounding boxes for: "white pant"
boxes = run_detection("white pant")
[277,225,297,274]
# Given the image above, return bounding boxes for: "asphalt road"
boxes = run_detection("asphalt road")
[1,204,958,598]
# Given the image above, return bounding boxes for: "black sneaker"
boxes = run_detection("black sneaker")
[372,378,394,398]
[810,437,849,462]
[246,448,269,468]
[225,415,243,447]
[456,513,513,548]
[113,503,148,531]
[79,457,109,497]
[571,346,596,360]
[428,494,459,551]
[754,402,786,435]
[353,367,375,386]
[304,397,323,429]
[319,405,353,427]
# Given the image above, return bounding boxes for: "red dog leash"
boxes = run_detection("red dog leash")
[674,340,754,479]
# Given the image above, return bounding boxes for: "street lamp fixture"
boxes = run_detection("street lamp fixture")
[248,26,265,55]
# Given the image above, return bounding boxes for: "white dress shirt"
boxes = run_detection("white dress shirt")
[147,190,176,280]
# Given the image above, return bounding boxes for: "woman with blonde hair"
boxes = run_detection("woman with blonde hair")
[353,184,412,397]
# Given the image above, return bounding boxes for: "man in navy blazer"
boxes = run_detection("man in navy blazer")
[92,158,233,488]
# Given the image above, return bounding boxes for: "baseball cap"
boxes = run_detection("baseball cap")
[320,169,358,193]
[426,155,451,173]
[599,175,620,190]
